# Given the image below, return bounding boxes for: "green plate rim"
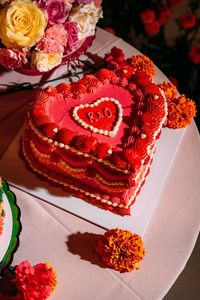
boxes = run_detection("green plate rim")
[0,179,21,272]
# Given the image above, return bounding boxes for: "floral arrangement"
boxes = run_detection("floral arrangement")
[96,228,146,272]
[103,47,196,129]
[0,0,102,72]
[99,0,199,126]
[0,260,56,299]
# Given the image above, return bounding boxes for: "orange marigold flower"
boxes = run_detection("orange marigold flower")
[96,228,146,273]
[45,262,57,293]
[166,95,197,129]
[129,54,155,77]
[158,81,178,101]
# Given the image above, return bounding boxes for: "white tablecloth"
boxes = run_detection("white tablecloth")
[0,28,200,300]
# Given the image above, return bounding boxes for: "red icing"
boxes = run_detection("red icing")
[40,123,58,139]
[75,99,120,132]
[80,74,102,92]
[110,151,128,169]
[124,149,142,170]
[134,71,151,85]
[71,83,87,98]
[57,83,71,95]
[96,68,118,83]
[45,86,57,95]
[72,135,89,153]
[94,143,111,159]
[143,83,160,95]
[32,115,52,127]
[84,136,98,151]
[56,128,75,144]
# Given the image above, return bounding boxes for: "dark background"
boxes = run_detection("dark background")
[98,0,200,130]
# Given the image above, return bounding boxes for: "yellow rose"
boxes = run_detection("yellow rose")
[31,51,63,72]
[0,0,47,49]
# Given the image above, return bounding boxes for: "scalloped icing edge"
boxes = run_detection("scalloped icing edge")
[0,180,21,273]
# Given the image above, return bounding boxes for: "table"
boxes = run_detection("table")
[1,28,200,300]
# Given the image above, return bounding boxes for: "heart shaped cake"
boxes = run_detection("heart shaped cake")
[21,68,167,215]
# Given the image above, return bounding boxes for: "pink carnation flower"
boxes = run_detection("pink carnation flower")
[36,24,68,54]
[37,0,72,25]
[0,48,27,69]
[15,260,57,300]
[64,22,79,54]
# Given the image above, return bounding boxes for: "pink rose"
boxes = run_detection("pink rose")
[0,48,27,69]
[38,0,72,25]
[64,22,78,53]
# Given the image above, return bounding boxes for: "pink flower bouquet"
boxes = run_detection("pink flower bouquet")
[0,0,102,73]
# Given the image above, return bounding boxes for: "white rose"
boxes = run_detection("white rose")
[31,51,63,72]
[69,2,102,40]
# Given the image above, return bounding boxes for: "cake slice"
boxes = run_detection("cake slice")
[21,69,167,215]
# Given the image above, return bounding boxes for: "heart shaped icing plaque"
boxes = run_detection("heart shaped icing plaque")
[21,69,167,215]
[72,97,123,137]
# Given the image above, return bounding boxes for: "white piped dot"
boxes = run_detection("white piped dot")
[107,201,112,205]
[101,199,107,203]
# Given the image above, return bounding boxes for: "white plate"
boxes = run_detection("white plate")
[0,180,21,271]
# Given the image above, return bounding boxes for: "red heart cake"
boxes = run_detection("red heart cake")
[21,68,167,215]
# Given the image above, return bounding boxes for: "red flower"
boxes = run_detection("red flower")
[14,260,57,300]
[188,45,200,64]
[0,48,27,69]
[105,47,126,70]
[158,8,171,25]
[144,20,160,36]
[179,12,196,29]
[140,9,156,25]
[167,0,186,10]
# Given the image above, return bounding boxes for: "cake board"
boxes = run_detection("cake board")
[0,126,185,235]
